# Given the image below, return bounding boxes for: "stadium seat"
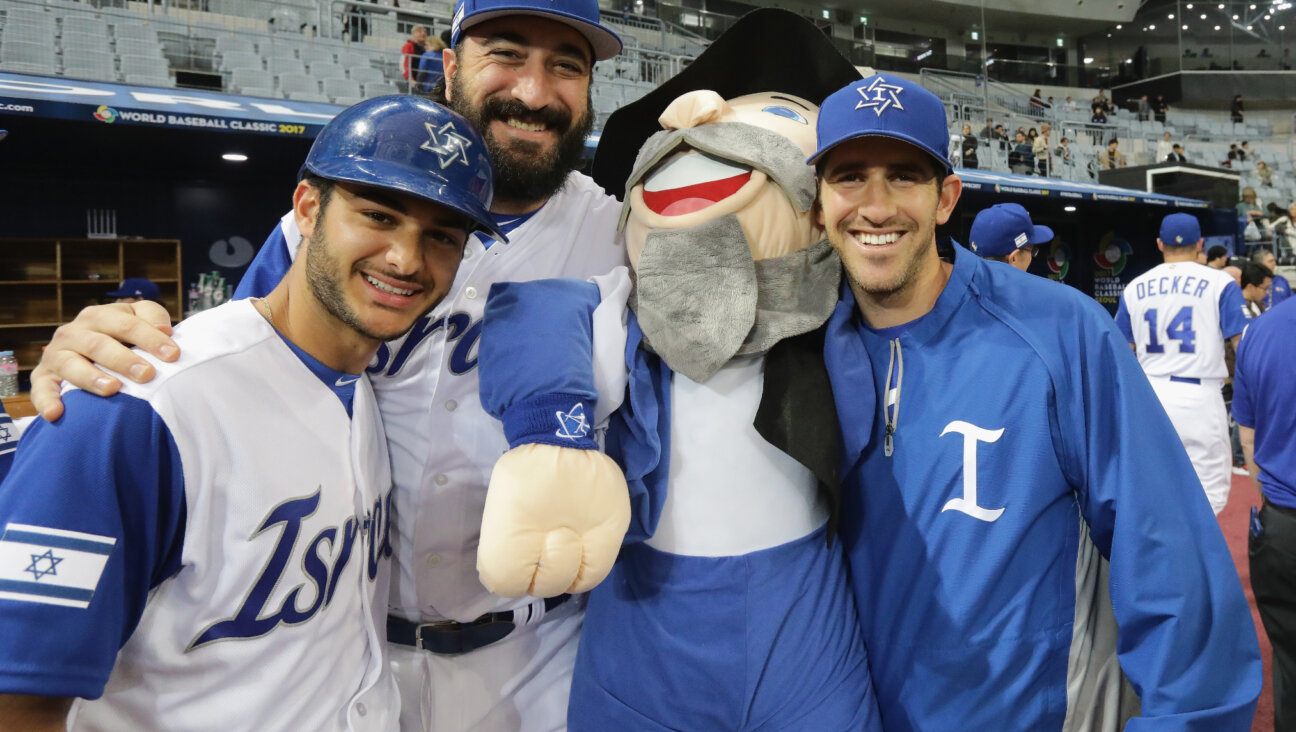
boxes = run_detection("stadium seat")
[300,47,337,69]
[309,62,347,80]
[278,72,317,95]
[219,50,262,72]
[1,40,56,67]
[116,37,164,58]
[230,67,274,93]
[323,77,361,101]
[62,16,110,37]
[362,81,399,97]
[266,55,304,77]
[63,62,118,82]
[214,35,256,56]
[348,65,385,84]
[120,54,171,85]
[113,23,159,43]
[239,85,277,99]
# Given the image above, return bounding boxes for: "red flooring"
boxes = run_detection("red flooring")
[1218,474,1274,732]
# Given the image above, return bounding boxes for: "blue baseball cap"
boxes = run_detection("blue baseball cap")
[1159,212,1202,247]
[968,203,1054,257]
[807,73,952,173]
[106,277,161,302]
[450,0,622,61]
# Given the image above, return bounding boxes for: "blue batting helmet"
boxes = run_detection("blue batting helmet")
[303,95,505,241]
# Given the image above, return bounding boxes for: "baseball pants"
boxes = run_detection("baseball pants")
[1147,376,1231,514]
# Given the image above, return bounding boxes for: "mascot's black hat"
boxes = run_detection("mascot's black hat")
[592,7,865,200]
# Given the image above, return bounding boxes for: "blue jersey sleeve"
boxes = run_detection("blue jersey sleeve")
[0,391,186,699]
[0,407,15,483]
[479,280,602,450]
[1218,281,1247,339]
[232,221,293,300]
[1232,332,1257,429]
[1055,301,1261,728]
[1113,294,1134,343]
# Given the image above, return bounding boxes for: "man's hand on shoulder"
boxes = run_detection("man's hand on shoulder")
[32,302,178,422]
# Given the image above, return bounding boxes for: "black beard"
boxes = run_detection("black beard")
[450,77,593,205]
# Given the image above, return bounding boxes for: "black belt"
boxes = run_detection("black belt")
[1263,498,1296,519]
[1169,376,1201,385]
[387,594,571,655]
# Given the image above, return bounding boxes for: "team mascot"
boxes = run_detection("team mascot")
[475,10,881,729]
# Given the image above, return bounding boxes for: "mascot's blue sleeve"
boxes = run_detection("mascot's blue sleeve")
[479,280,602,450]
[1051,295,1262,730]
[232,222,292,300]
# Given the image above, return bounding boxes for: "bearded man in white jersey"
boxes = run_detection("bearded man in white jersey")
[26,1,629,729]
[1116,213,1249,514]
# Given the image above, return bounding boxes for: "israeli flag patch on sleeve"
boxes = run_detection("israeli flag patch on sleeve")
[0,524,116,608]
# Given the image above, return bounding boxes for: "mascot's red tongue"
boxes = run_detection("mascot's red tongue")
[642,172,751,216]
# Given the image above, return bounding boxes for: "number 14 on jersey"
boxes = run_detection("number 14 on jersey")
[1144,306,1197,353]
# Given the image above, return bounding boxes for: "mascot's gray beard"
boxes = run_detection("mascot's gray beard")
[631,214,840,383]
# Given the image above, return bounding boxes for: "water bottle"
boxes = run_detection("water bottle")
[0,351,18,398]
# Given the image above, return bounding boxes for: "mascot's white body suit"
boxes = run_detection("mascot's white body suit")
[476,87,881,731]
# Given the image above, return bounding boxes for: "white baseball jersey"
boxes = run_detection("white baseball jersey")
[1116,262,1247,378]
[0,301,397,731]
[239,172,626,729]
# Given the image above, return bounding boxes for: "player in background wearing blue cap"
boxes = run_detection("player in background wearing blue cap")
[968,202,1053,272]
[29,1,630,728]
[1116,213,1248,515]
[0,97,497,731]
[1233,295,1296,732]
[813,74,1261,730]
[104,277,162,305]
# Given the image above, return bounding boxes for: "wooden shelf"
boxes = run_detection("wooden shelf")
[0,237,181,391]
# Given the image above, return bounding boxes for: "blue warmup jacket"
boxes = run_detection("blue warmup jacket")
[823,246,1262,731]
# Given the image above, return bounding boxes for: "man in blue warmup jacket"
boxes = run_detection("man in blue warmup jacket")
[813,74,1262,731]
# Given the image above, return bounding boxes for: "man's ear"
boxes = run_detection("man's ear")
[442,47,458,102]
[293,181,321,242]
[934,173,963,226]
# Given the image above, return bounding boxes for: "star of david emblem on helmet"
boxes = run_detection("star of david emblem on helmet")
[420,120,473,170]
[854,77,905,117]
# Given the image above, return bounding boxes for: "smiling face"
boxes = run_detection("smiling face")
[814,136,961,303]
[622,91,821,267]
[296,180,470,343]
[443,16,594,209]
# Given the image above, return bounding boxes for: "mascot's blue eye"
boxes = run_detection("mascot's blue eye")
[761,106,807,124]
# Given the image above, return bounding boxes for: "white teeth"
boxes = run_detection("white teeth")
[364,274,415,296]
[852,232,903,246]
[506,118,546,132]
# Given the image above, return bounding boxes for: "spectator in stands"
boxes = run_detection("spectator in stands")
[1202,47,1213,57]
[1064,95,1078,113]
[1227,143,1241,163]
[979,118,995,139]
[961,123,978,169]
[1231,94,1245,123]
[1240,141,1253,160]
[1208,245,1230,269]
[1090,103,1108,124]
[1032,122,1052,176]
[1255,249,1291,307]
[1136,94,1151,122]
[1240,262,1273,318]
[1153,94,1168,123]
[341,0,373,42]
[1156,131,1174,161]
[1099,138,1127,170]
[1008,130,1035,175]
[1029,88,1047,116]
[1027,127,1038,143]
[993,124,1009,151]
[1257,160,1275,187]
[1167,143,1187,162]
[416,35,448,92]
[1271,203,1296,260]
[401,24,428,84]
[1047,95,1054,107]
[1238,187,1266,236]
[1091,88,1112,114]
[1054,136,1072,165]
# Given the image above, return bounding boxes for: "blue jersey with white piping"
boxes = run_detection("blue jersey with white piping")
[824,245,1261,731]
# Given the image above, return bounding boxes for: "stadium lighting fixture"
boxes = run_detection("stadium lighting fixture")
[222,153,248,162]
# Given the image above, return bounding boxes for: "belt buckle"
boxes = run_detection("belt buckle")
[413,619,464,652]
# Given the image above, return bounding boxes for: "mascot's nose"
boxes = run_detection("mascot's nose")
[658,90,730,131]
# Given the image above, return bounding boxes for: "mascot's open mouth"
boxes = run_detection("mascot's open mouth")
[641,151,752,217]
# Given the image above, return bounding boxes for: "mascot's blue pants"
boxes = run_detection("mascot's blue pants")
[568,525,881,731]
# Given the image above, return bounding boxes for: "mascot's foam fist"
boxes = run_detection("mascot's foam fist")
[476,277,633,598]
[478,443,629,597]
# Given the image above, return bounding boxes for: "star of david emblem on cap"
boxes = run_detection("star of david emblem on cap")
[420,121,473,170]
[854,76,905,117]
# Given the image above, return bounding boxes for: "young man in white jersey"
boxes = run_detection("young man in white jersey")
[25,1,629,728]
[1116,213,1249,514]
[0,96,499,731]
